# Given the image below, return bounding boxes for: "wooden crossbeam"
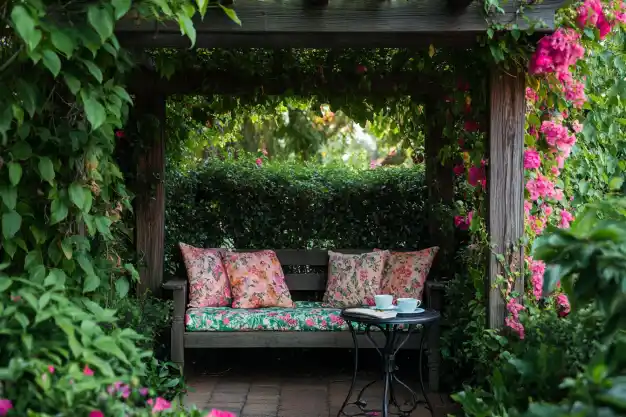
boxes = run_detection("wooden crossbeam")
[115,0,561,49]
[127,68,443,98]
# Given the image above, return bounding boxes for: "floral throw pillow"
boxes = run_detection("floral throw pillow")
[375,247,439,301]
[179,243,232,308]
[323,250,389,308]
[222,250,295,308]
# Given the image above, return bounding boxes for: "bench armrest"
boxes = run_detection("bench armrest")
[426,279,447,311]
[163,279,186,291]
[162,279,187,318]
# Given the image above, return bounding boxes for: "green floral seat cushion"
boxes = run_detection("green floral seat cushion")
[185,301,348,332]
[186,301,414,332]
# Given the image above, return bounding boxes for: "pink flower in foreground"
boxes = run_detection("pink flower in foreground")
[454,211,474,231]
[453,164,465,176]
[526,174,557,201]
[83,365,94,376]
[529,258,546,300]
[0,399,12,416]
[525,87,538,102]
[255,158,262,167]
[89,411,104,417]
[556,293,571,317]
[524,149,541,169]
[572,120,583,133]
[139,387,149,396]
[48,365,55,374]
[147,397,171,412]
[208,410,237,417]
[560,209,574,228]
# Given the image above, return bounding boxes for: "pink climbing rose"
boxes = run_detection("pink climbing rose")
[147,397,171,412]
[454,211,473,231]
[526,174,557,201]
[468,163,486,189]
[523,149,541,169]
[255,158,263,167]
[453,164,465,175]
[556,293,571,317]
[560,209,574,228]
[529,258,546,300]
[89,411,104,417]
[0,399,12,416]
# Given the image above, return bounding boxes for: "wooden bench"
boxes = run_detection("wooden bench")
[162,249,444,391]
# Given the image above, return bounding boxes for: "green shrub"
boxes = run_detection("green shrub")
[165,158,430,276]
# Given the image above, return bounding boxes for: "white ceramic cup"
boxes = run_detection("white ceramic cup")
[397,298,421,313]
[374,294,393,309]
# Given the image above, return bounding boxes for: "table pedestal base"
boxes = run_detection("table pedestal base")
[337,323,432,417]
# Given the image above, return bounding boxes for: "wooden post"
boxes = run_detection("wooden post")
[424,99,455,279]
[487,67,525,328]
[134,93,166,297]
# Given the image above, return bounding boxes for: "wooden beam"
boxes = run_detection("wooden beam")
[115,0,561,49]
[487,67,525,329]
[134,92,167,297]
[127,69,443,97]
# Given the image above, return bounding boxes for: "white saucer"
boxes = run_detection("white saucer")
[397,307,425,314]
[369,305,397,311]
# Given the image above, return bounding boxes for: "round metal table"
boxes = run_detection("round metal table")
[337,308,441,417]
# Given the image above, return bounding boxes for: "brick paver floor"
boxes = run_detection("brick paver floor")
[185,372,453,417]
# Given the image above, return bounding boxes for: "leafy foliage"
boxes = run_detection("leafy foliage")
[165,157,433,275]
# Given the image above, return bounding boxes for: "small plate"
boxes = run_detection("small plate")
[369,305,397,311]
[397,308,425,315]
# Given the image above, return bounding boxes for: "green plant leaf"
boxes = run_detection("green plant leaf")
[115,277,130,299]
[80,91,106,130]
[10,5,42,51]
[82,60,104,84]
[51,30,75,57]
[93,336,129,363]
[219,5,242,26]
[176,12,196,47]
[64,74,81,95]
[42,50,62,77]
[2,210,22,239]
[112,0,132,19]
[83,274,100,293]
[88,6,114,42]
[7,162,22,186]
[196,0,209,16]
[609,176,624,191]
[69,183,86,209]
[50,198,68,224]
[38,156,55,183]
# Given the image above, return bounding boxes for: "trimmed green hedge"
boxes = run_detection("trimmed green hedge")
[164,159,429,276]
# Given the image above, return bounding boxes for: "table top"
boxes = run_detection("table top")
[341,308,440,326]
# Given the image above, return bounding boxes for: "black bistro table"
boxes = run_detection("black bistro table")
[337,308,441,417]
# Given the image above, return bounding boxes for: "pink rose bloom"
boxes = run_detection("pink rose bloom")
[208,410,237,417]
[556,293,571,317]
[525,87,538,102]
[147,397,171,412]
[572,120,583,133]
[529,258,546,300]
[89,411,104,417]
[524,149,541,169]
[255,158,262,167]
[454,211,473,231]
[0,399,12,416]
[83,365,94,376]
[524,200,532,215]
[453,164,465,176]
[468,165,486,189]
[560,209,574,228]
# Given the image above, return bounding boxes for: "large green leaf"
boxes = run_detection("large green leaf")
[80,91,106,130]
[38,156,55,183]
[2,210,22,239]
[87,6,114,41]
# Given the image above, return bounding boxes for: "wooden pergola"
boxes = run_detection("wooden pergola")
[116,0,561,328]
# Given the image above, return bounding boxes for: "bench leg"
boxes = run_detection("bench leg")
[171,318,184,373]
[427,321,441,392]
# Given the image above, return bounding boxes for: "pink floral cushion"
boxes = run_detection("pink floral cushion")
[375,247,439,301]
[323,250,390,308]
[222,250,295,308]
[179,243,232,308]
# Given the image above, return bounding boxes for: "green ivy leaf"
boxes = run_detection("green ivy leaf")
[112,0,132,19]
[42,50,62,78]
[113,86,132,104]
[51,30,76,57]
[10,5,42,51]
[64,75,81,95]
[61,237,73,260]
[115,277,130,299]
[95,216,112,237]
[69,183,86,209]
[88,6,114,42]
[7,162,22,186]
[80,91,106,130]
[50,199,68,224]
[2,210,22,239]
[11,141,32,160]
[83,274,100,293]
[38,156,55,183]
[0,186,18,210]
[219,5,242,26]
[76,254,95,276]
[176,12,196,47]
[196,0,209,16]
[82,60,104,84]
